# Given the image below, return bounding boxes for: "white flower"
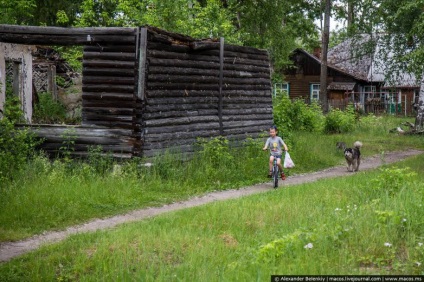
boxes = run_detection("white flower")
[304,243,313,249]
[402,218,407,222]
[415,262,421,267]
[335,208,342,212]
[418,242,423,247]
[384,242,392,247]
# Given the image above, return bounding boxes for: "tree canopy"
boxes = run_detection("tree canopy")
[0,0,320,75]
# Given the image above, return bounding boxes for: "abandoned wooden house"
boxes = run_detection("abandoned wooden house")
[0,25,273,158]
[283,36,420,116]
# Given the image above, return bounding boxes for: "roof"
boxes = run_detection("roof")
[291,35,420,88]
[291,48,365,81]
[327,82,356,91]
[327,35,375,81]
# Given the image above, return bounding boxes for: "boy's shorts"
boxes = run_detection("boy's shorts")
[270,154,282,159]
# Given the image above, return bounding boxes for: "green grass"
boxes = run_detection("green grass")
[0,116,423,243]
[0,155,423,280]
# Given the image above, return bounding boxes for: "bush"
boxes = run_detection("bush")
[323,105,356,133]
[273,95,324,133]
[33,92,67,124]
[0,96,37,182]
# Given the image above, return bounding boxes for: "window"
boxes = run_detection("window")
[363,85,376,95]
[273,83,289,97]
[310,83,320,101]
[281,83,289,95]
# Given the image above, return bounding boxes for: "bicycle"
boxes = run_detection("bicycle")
[270,152,287,188]
[272,157,279,188]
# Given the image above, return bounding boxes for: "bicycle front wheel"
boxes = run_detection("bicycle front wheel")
[273,166,279,188]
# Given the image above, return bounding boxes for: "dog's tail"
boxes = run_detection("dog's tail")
[354,141,363,148]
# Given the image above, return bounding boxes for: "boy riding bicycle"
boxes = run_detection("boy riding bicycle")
[262,125,288,180]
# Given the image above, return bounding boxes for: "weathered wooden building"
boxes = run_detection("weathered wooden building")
[283,36,420,115]
[0,25,273,158]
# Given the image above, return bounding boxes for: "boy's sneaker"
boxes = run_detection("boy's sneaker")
[281,173,286,180]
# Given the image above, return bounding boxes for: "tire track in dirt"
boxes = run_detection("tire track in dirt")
[0,149,422,263]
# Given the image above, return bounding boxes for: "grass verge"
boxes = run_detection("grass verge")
[0,155,423,279]
[0,116,423,242]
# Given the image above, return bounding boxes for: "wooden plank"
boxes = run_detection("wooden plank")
[146,82,271,91]
[149,58,269,73]
[83,59,135,68]
[144,122,220,134]
[146,89,219,98]
[0,24,137,35]
[143,109,218,119]
[84,45,136,52]
[147,74,271,85]
[82,120,136,129]
[147,26,195,43]
[148,65,269,79]
[144,103,217,113]
[82,100,138,108]
[82,92,135,101]
[146,97,219,105]
[83,67,135,77]
[82,76,135,85]
[0,33,135,45]
[82,107,134,115]
[144,115,219,127]
[82,84,134,93]
[147,41,191,53]
[83,52,135,61]
[137,27,147,100]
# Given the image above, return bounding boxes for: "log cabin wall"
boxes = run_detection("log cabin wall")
[81,28,141,156]
[1,25,273,158]
[0,25,141,158]
[142,27,273,157]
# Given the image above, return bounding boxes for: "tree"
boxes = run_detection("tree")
[332,0,424,129]
[375,0,424,130]
[319,0,331,113]
[0,0,36,25]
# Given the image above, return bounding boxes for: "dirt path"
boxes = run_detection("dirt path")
[0,149,422,263]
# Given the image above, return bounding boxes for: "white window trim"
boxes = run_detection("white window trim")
[310,83,320,101]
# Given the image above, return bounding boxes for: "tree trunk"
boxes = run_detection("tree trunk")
[347,0,354,28]
[320,0,331,113]
[415,72,424,130]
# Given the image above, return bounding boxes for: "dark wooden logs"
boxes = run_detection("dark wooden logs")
[142,28,272,158]
[18,124,135,158]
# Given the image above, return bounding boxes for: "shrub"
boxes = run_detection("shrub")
[197,136,233,168]
[323,105,356,133]
[33,92,67,124]
[273,95,324,133]
[0,96,37,182]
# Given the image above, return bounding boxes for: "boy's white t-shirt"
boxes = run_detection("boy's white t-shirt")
[265,136,285,156]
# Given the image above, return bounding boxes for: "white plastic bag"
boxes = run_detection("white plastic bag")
[284,152,295,168]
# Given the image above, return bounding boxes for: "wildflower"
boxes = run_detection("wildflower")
[384,242,392,247]
[335,208,342,212]
[304,243,313,249]
[402,218,407,222]
[415,262,421,267]
[418,242,423,247]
